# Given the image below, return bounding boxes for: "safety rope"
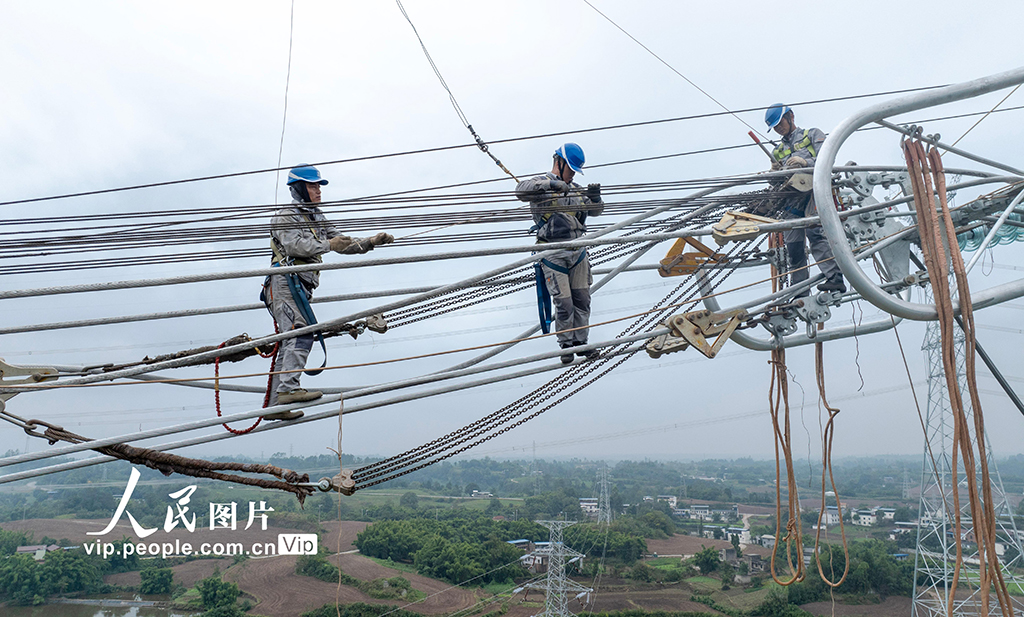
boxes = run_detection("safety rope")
[581,0,765,139]
[767,345,803,586]
[765,229,802,587]
[903,136,1012,617]
[951,84,1021,147]
[811,341,849,588]
[215,342,262,435]
[393,0,518,183]
[14,417,312,500]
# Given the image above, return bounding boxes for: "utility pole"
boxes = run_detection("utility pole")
[902,467,912,501]
[522,520,592,617]
[597,468,612,525]
[912,310,1024,616]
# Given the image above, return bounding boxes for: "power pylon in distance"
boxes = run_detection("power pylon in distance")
[912,316,1024,616]
[598,468,612,525]
[523,520,593,617]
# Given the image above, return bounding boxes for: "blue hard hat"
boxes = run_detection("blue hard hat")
[554,143,586,175]
[287,164,329,186]
[764,104,792,129]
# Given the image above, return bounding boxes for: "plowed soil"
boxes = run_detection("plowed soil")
[104,557,233,588]
[223,553,478,617]
[320,520,368,552]
[800,596,912,616]
[646,533,772,559]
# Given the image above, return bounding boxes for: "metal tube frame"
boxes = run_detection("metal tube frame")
[813,66,1024,321]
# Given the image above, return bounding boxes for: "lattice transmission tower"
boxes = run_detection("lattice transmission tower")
[523,520,593,617]
[912,315,1024,616]
[598,468,613,525]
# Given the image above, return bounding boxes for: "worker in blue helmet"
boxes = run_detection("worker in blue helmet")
[516,143,604,364]
[262,164,394,418]
[763,104,845,294]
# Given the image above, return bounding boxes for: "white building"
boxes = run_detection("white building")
[579,498,600,517]
[656,495,678,508]
[853,510,877,526]
[823,506,841,526]
[690,504,712,520]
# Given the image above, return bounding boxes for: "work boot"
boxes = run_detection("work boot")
[817,275,847,293]
[263,409,304,421]
[560,344,575,365]
[276,389,323,405]
[576,348,600,360]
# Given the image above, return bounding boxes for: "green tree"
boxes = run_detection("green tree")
[626,562,654,582]
[140,567,174,594]
[730,533,742,557]
[719,561,735,589]
[893,506,915,521]
[399,492,419,509]
[694,545,719,574]
[0,529,31,556]
[0,554,44,605]
[198,575,240,609]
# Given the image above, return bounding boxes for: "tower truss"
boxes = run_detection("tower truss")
[912,318,1024,616]
[524,520,593,617]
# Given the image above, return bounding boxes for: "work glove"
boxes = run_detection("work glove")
[348,238,375,254]
[329,235,355,254]
[784,156,808,169]
[770,159,782,172]
[586,183,602,203]
[548,179,569,193]
[371,232,394,246]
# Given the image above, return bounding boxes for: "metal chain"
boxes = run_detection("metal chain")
[352,229,755,488]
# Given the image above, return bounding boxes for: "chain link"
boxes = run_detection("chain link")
[351,216,758,490]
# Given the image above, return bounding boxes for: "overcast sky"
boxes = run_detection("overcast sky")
[3,1,1024,477]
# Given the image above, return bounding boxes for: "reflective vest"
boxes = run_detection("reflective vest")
[772,129,817,162]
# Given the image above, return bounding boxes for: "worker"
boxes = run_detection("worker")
[764,104,846,294]
[516,143,604,364]
[262,164,394,419]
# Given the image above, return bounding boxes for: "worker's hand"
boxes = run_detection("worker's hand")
[351,238,375,254]
[586,183,602,202]
[770,159,782,172]
[548,179,569,193]
[784,156,808,169]
[371,232,394,246]
[329,235,354,253]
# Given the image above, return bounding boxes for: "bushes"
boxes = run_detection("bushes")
[355,515,532,585]
[197,575,239,610]
[140,567,173,595]
[0,550,106,605]
[302,601,421,617]
[296,555,423,601]
[297,554,345,583]
[625,563,654,582]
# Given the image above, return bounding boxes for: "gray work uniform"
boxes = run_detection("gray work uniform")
[772,125,842,286]
[265,201,366,404]
[516,173,604,347]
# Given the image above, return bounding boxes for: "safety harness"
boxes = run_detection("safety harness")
[261,208,329,375]
[772,129,817,162]
[530,182,592,333]
[533,250,587,334]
